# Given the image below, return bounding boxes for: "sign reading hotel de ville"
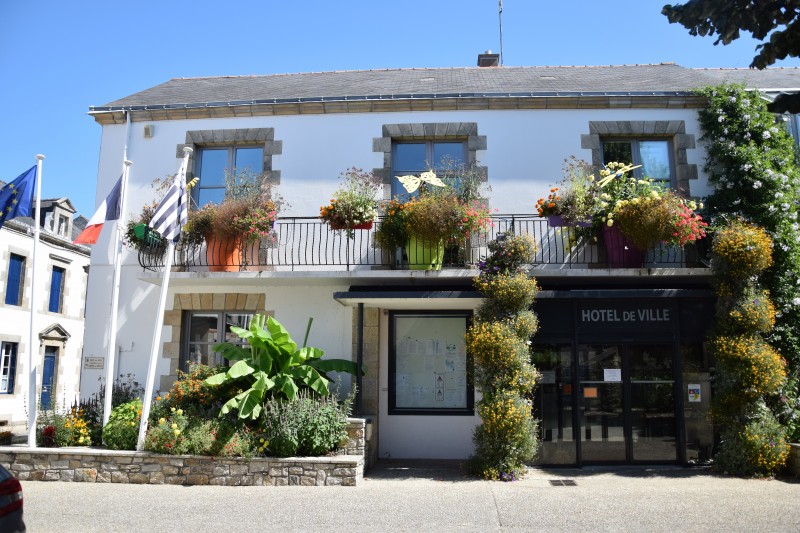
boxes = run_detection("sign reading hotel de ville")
[576,303,675,333]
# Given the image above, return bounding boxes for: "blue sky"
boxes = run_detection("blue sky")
[2,0,799,216]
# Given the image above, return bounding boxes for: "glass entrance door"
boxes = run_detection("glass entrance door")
[578,344,677,463]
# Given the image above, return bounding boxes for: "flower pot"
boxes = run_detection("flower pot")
[329,220,374,231]
[205,234,241,272]
[407,236,445,270]
[602,224,645,268]
[547,215,592,228]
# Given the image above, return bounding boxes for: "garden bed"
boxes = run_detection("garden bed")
[1,418,366,487]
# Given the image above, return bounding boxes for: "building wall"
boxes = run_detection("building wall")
[0,223,90,424]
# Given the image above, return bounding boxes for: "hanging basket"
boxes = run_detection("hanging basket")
[328,220,374,231]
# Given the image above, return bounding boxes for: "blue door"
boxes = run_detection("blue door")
[40,348,57,408]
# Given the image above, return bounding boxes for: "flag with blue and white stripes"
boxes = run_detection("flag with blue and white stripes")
[149,157,188,243]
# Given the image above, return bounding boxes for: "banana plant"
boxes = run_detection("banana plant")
[204,314,362,420]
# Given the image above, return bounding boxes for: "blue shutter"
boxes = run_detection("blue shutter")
[49,266,64,313]
[5,254,24,305]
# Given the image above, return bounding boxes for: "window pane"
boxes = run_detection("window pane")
[639,141,671,182]
[189,313,220,344]
[233,148,262,174]
[224,313,253,344]
[1,342,17,393]
[197,187,226,207]
[198,149,228,188]
[432,142,464,169]
[602,141,634,166]
[393,143,427,171]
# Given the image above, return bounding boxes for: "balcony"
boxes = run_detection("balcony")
[137,214,710,273]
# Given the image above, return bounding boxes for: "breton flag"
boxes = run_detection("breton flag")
[0,165,37,230]
[148,156,188,243]
[74,174,123,245]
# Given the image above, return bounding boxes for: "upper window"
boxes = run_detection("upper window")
[388,311,473,415]
[56,215,69,237]
[0,341,18,394]
[195,147,263,206]
[182,311,254,370]
[48,266,65,313]
[391,141,465,197]
[5,254,25,306]
[602,139,673,186]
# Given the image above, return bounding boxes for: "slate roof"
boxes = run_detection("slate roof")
[696,67,800,91]
[93,63,772,111]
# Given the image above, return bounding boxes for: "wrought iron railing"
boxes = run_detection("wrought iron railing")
[137,214,711,272]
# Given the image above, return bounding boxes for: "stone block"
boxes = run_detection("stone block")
[288,475,300,485]
[288,466,303,475]
[44,471,61,481]
[113,456,133,464]
[162,465,179,476]
[209,477,227,486]
[333,467,356,477]
[141,464,162,473]
[230,465,249,476]
[325,476,343,486]
[149,472,165,484]
[274,477,288,486]
[300,476,316,486]
[213,466,230,476]
[128,473,149,484]
[14,463,32,471]
[165,476,185,485]
[74,468,97,482]
[269,467,286,477]
[15,471,30,481]
[186,474,208,485]
[50,459,69,469]
[342,477,357,486]
[111,471,129,483]
[96,471,111,483]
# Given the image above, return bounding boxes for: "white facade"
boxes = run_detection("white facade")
[82,77,716,459]
[0,215,90,427]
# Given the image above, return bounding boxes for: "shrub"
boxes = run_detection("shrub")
[711,335,787,398]
[102,399,141,450]
[716,410,790,478]
[478,234,536,275]
[474,272,538,317]
[712,220,774,279]
[36,411,70,448]
[260,389,353,457]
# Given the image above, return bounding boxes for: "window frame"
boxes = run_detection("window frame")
[601,137,676,187]
[194,145,265,207]
[180,310,255,371]
[5,253,26,306]
[390,141,467,198]
[0,341,18,394]
[48,265,65,313]
[388,310,474,416]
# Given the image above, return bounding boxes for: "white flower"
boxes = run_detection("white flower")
[794,297,800,306]
[775,192,784,198]
[730,96,737,103]
[753,180,762,189]
[783,203,791,211]
[732,198,741,205]
[769,205,778,213]
[741,163,752,171]
[718,115,725,122]
[763,131,772,140]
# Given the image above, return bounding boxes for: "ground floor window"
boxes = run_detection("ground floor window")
[389,311,473,415]
[182,311,254,370]
[0,341,18,394]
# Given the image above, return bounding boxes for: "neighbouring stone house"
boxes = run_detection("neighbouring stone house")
[80,58,800,466]
[1,196,90,432]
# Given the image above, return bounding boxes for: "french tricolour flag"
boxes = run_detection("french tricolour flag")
[74,174,122,245]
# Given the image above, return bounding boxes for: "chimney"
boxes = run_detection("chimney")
[477,50,500,67]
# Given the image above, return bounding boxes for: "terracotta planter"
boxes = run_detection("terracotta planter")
[407,236,445,270]
[602,224,645,268]
[205,234,241,272]
[329,220,374,231]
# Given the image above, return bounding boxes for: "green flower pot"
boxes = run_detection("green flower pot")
[407,236,445,270]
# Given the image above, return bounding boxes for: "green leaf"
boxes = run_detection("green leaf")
[308,358,361,376]
[266,316,297,353]
[219,397,239,416]
[289,366,330,396]
[204,372,230,386]
[227,360,255,379]
[251,372,275,392]
[273,374,299,400]
[236,388,265,420]
[212,342,250,362]
[295,346,324,363]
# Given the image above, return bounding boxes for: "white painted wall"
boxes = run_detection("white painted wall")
[0,223,90,424]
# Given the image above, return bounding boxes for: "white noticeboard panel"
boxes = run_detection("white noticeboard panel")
[394,315,468,410]
[603,368,622,382]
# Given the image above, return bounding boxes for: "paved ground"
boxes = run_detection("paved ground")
[20,460,800,532]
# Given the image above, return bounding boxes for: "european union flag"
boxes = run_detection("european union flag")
[0,165,37,230]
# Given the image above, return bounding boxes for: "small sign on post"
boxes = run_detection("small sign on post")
[83,357,104,370]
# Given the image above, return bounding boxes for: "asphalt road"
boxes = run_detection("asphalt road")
[20,461,800,532]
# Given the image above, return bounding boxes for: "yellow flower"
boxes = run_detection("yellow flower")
[173,429,180,436]
[170,407,176,413]
[176,409,183,416]
[159,418,166,425]
[171,423,178,430]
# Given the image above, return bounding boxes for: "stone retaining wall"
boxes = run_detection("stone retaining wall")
[788,443,800,477]
[0,418,366,487]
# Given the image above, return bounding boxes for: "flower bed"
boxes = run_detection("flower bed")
[1,419,366,487]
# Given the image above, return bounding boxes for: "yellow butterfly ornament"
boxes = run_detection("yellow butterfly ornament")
[395,171,446,193]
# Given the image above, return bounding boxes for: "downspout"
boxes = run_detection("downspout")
[356,303,364,416]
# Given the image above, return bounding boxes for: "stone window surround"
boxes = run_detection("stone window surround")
[1,248,29,310]
[177,128,283,186]
[158,292,270,392]
[0,335,21,395]
[580,120,698,196]
[372,122,487,193]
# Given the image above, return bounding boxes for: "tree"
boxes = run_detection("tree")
[663,1,800,69]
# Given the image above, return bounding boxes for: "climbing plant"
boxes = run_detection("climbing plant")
[466,234,540,480]
[708,219,789,476]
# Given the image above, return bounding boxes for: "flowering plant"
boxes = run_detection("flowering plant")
[231,200,278,243]
[319,167,381,233]
[536,157,595,224]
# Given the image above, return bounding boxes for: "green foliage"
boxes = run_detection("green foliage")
[715,407,790,477]
[204,314,360,420]
[320,167,381,232]
[468,233,541,480]
[36,410,71,448]
[697,84,800,369]
[102,399,142,450]
[663,1,800,69]
[145,409,257,458]
[260,389,354,457]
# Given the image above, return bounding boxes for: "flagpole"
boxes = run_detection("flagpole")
[136,147,192,451]
[102,159,132,427]
[27,154,44,447]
